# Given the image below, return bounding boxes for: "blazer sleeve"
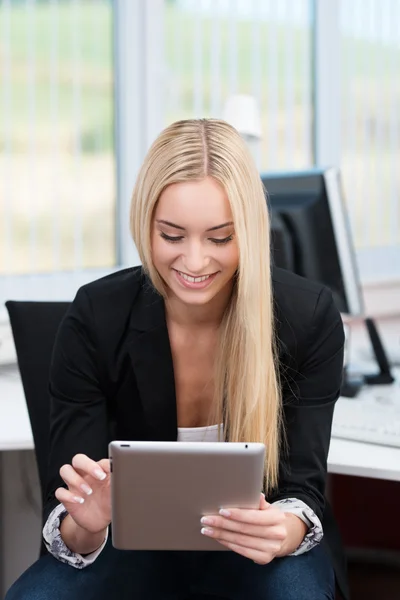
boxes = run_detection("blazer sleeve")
[268,287,345,522]
[43,287,110,525]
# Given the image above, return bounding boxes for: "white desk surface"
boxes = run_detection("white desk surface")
[1,367,400,482]
[0,370,34,451]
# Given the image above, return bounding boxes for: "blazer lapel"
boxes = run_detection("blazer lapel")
[126,279,178,441]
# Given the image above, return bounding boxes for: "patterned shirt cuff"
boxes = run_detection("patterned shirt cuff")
[42,503,108,568]
[271,497,323,556]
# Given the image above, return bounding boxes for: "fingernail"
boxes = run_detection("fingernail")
[201,527,214,536]
[201,517,214,526]
[73,496,85,504]
[94,469,106,481]
[80,483,93,495]
[219,509,231,517]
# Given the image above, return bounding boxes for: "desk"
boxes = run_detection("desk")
[0,369,33,451]
[328,438,400,482]
[1,367,400,479]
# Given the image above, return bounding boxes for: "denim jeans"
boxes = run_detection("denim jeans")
[5,540,335,600]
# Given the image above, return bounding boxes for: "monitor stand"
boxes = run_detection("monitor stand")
[341,367,364,398]
[363,317,395,385]
[340,317,395,398]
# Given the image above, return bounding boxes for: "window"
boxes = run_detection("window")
[164,0,313,171]
[0,0,115,277]
[340,0,399,281]
[0,0,398,322]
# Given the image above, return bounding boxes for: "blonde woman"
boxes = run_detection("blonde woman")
[6,119,347,600]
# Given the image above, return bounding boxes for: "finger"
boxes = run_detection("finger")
[201,514,287,540]
[216,539,278,564]
[201,526,282,554]
[59,464,94,497]
[260,493,270,510]
[216,506,285,526]
[55,486,86,506]
[97,458,111,474]
[72,454,108,481]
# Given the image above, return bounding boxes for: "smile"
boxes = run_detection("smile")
[177,271,214,283]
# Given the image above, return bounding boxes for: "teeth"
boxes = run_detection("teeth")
[179,271,211,283]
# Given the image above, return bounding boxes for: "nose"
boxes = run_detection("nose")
[182,240,210,274]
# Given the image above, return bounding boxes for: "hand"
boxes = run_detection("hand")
[55,453,111,535]
[200,493,287,564]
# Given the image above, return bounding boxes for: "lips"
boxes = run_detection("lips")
[174,269,218,290]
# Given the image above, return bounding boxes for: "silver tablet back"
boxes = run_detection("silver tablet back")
[109,441,265,551]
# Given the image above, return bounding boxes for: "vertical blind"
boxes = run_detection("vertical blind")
[0,0,115,276]
[1,0,399,281]
[340,0,400,251]
[164,0,313,172]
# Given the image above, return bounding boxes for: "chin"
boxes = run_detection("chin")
[172,286,217,306]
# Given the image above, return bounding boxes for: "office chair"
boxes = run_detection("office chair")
[5,300,70,555]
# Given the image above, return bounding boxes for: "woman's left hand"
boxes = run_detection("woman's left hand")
[200,493,289,564]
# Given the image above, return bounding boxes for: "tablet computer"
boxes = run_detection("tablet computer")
[109,440,265,551]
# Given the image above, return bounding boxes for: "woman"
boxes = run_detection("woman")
[6,119,347,600]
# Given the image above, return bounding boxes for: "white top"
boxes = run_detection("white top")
[177,423,222,442]
[43,424,323,568]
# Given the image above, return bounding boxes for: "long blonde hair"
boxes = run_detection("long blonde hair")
[130,118,282,493]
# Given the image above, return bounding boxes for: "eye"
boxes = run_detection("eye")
[160,232,183,243]
[210,235,234,245]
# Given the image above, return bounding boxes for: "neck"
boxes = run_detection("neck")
[165,283,234,329]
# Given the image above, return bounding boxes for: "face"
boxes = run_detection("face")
[151,176,239,308]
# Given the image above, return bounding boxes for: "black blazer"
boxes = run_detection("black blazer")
[45,266,348,599]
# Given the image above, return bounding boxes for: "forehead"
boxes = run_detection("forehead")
[154,177,233,224]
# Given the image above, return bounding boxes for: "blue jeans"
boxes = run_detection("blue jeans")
[5,540,335,600]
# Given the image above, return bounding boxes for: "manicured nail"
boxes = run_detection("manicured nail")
[80,483,93,495]
[73,496,85,504]
[94,469,106,481]
[219,509,231,517]
[201,527,214,536]
[201,517,214,526]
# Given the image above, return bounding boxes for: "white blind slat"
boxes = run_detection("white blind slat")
[210,0,221,117]
[228,0,237,96]
[193,2,203,117]
[251,0,262,168]
[1,0,13,273]
[283,0,295,167]
[266,0,279,170]
[71,0,83,269]
[389,0,399,243]
[27,0,38,272]
[50,0,60,270]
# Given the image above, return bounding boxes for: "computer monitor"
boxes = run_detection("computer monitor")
[262,167,364,317]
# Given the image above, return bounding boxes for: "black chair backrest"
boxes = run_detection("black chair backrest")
[5,301,70,507]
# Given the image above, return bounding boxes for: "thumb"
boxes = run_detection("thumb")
[259,492,270,510]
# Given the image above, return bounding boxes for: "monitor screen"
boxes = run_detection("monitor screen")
[262,168,364,316]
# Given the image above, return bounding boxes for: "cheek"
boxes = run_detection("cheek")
[151,234,165,269]
[151,236,177,270]
[221,244,239,271]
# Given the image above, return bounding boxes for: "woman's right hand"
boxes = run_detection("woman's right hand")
[55,453,111,535]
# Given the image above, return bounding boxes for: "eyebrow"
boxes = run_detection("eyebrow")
[156,220,233,232]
